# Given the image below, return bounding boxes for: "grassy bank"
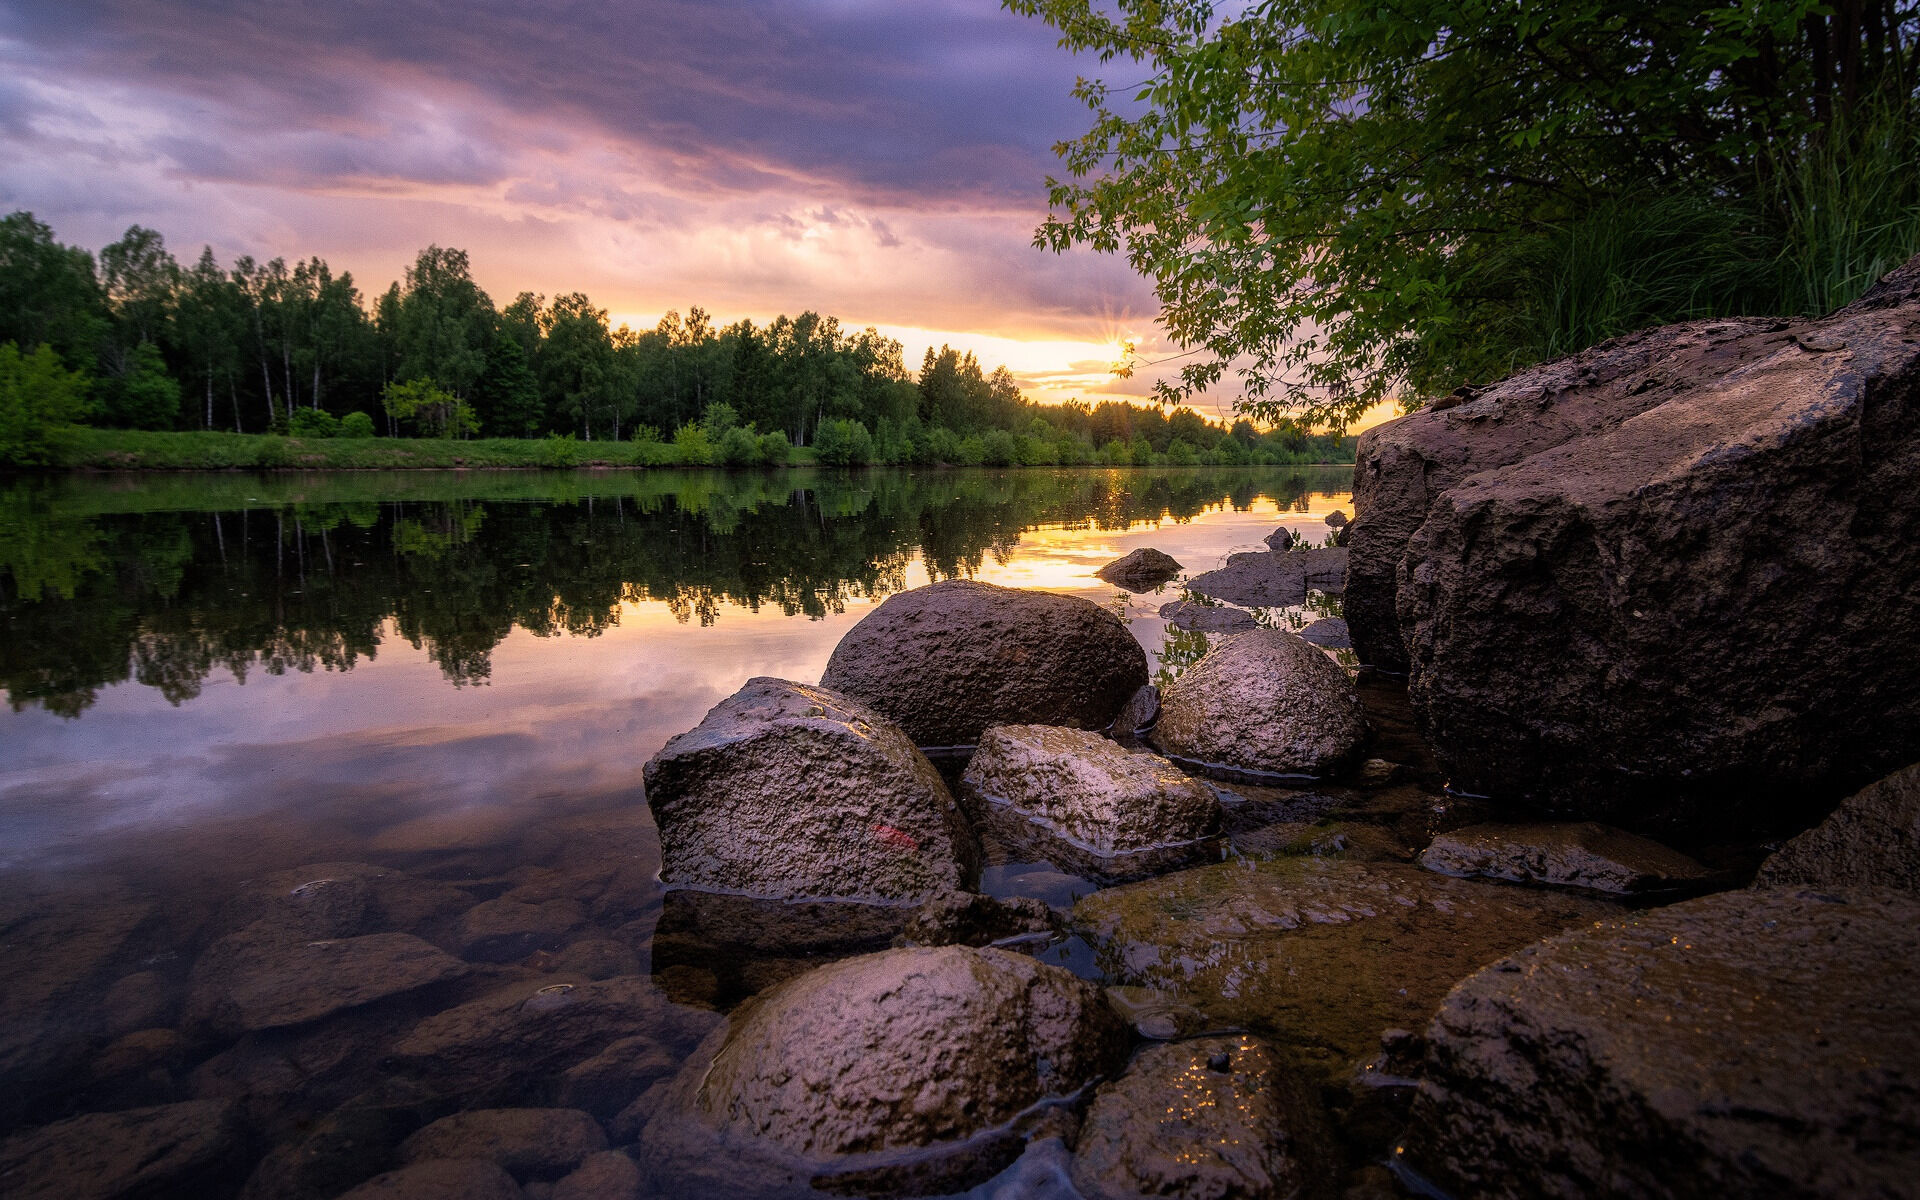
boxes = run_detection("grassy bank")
[64,429,822,471]
[54,428,1355,472]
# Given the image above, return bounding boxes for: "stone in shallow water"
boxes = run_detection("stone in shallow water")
[1150,629,1369,779]
[1158,599,1259,633]
[0,1098,246,1200]
[1073,856,1617,1083]
[1111,684,1160,736]
[1071,1035,1331,1200]
[900,891,1056,948]
[552,1151,641,1200]
[1756,761,1920,890]
[963,724,1220,855]
[640,945,1129,1197]
[643,676,978,904]
[819,579,1149,746]
[455,896,586,963]
[1404,887,1920,1199]
[400,1108,607,1180]
[336,1158,524,1200]
[186,927,469,1035]
[1186,546,1347,607]
[1298,616,1351,648]
[1095,546,1183,591]
[1418,821,1715,895]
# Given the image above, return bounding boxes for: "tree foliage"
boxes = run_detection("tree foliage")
[1007,0,1920,423]
[0,342,90,467]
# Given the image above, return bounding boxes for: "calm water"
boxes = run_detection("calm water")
[0,465,1357,1195]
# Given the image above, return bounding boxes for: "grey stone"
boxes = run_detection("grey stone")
[1298,617,1351,648]
[1159,599,1259,633]
[336,1159,525,1200]
[1150,630,1368,779]
[1757,761,1920,890]
[401,1108,607,1180]
[963,724,1220,856]
[1096,546,1183,591]
[0,1099,245,1200]
[1419,822,1716,895]
[1072,1035,1330,1200]
[1404,887,1920,1199]
[819,579,1149,746]
[643,676,978,904]
[186,927,468,1035]
[1186,547,1348,607]
[1264,527,1296,551]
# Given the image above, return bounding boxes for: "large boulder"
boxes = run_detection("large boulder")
[1418,822,1715,896]
[643,677,978,904]
[1071,1035,1331,1200]
[962,724,1220,856]
[1095,547,1183,591]
[1349,258,1920,823]
[819,580,1149,746]
[1403,887,1920,1199]
[1756,761,1920,890]
[1185,547,1347,607]
[1149,629,1368,779]
[640,945,1130,1197]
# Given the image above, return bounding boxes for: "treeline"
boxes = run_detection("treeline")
[0,212,1356,468]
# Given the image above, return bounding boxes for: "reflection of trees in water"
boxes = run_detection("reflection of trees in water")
[1,467,1339,715]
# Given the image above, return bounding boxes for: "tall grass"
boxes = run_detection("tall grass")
[1767,97,1920,316]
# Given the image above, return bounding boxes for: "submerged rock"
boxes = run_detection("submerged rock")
[1352,257,1920,822]
[0,1099,247,1200]
[455,896,586,964]
[1071,1035,1330,1200]
[1186,547,1347,607]
[963,725,1220,856]
[1756,761,1920,890]
[1150,630,1368,779]
[186,927,469,1036]
[552,1152,641,1200]
[1418,822,1716,895]
[643,677,977,904]
[1404,887,1920,1199]
[819,580,1149,746]
[900,891,1056,948]
[1298,617,1350,649]
[1096,547,1183,591]
[400,1108,607,1180]
[641,945,1130,1197]
[1073,856,1617,1083]
[336,1159,524,1200]
[1158,599,1259,633]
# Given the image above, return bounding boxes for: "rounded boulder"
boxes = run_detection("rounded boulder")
[1149,629,1367,778]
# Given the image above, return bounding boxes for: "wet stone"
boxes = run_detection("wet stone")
[547,936,642,980]
[1073,856,1618,1083]
[1159,599,1260,633]
[900,890,1056,948]
[1150,629,1369,780]
[0,1098,247,1200]
[186,927,469,1035]
[1298,617,1351,649]
[1264,527,1295,551]
[1112,684,1160,736]
[336,1158,525,1200]
[556,1036,681,1120]
[1095,546,1183,591]
[400,1108,608,1180]
[1071,1035,1331,1200]
[100,969,174,1037]
[1418,821,1717,895]
[1404,887,1920,1199]
[1756,761,1920,890]
[455,896,587,963]
[552,1151,641,1200]
[1186,546,1347,607]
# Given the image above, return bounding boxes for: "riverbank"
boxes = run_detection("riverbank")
[49,429,1356,472]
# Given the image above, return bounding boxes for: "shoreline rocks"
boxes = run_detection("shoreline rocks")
[1404,886,1920,1199]
[1756,761,1920,890]
[643,677,978,904]
[1150,630,1368,779]
[1418,822,1716,896]
[1186,547,1347,608]
[1095,547,1182,591]
[1158,599,1258,633]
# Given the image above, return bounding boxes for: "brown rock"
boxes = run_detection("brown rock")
[336,1159,524,1200]
[552,1151,641,1200]
[0,1099,246,1200]
[819,579,1149,746]
[556,1036,681,1120]
[1096,546,1183,591]
[1112,683,1160,735]
[899,891,1056,948]
[401,1108,607,1180]
[1150,630,1368,779]
[455,896,586,963]
[1351,258,1920,822]
[1404,887,1920,1199]
[1159,599,1260,633]
[1419,822,1716,895]
[186,927,468,1035]
[1186,547,1347,607]
[643,676,977,904]
[1756,761,1920,890]
[963,724,1220,855]
[1264,527,1296,551]
[1072,1035,1331,1200]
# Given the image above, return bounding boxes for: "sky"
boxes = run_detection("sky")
[0,0,1295,418]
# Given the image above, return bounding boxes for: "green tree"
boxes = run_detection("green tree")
[102,342,181,430]
[0,213,108,373]
[1007,0,1920,422]
[814,417,875,467]
[175,248,245,429]
[474,333,544,437]
[0,342,90,466]
[383,377,476,438]
[394,246,493,401]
